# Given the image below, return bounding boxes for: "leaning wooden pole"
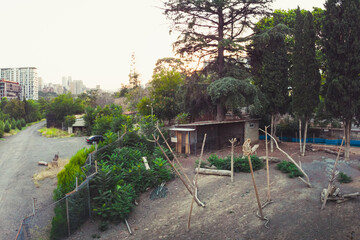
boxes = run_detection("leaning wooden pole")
[259,128,312,188]
[156,126,194,189]
[152,135,205,207]
[243,139,264,220]
[187,134,207,231]
[265,126,271,202]
[321,137,345,210]
[229,138,237,183]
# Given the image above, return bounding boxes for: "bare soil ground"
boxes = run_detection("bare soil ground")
[69,141,360,240]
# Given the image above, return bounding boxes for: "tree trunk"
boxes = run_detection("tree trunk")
[344,119,351,160]
[302,119,308,156]
[216,104,226,121]
[299,119,302,153]
[216,7,225,122]
[270,114,274,152]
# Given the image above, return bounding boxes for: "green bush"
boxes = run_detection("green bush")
[0,121,4,137]
[20,118,26,127]
[4,120,10,133]
[10,119,16,129]
[338,172,352,183]
[16,119,22,129]
[277,161,304,178]
[207,154,264,172]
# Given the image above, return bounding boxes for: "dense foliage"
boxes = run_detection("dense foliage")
[207,154,264,172]
[277,160,304,178]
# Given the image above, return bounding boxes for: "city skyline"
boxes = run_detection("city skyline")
[0,0,326,91]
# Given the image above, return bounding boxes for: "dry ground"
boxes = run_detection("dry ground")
[69,141,360,240]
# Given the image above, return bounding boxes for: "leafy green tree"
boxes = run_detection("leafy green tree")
[24,100,42,123]
[3,99,25,120]
[64,115,76,128]
[125,86,147,111]
[151,70,184,123]
[46,93,84,126]
[208,77,259,116]
[323,0,360,160]
[292,8,321,156]
[0,97,8,111]
[248,24,290,151]
[164,0,272,121]
[136,97,152,116]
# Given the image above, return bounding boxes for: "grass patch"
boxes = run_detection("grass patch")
[38,127,74,138]
[338,172,352,183]
[277,160,304,178]
[33,158,69,187]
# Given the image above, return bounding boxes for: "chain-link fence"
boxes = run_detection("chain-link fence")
[16,136,125,240]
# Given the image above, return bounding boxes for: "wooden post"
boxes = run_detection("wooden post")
[265,126,271,201]
[243,139,264,220]
[32,198,36,215]
[95,160,98,173]
[248,154,264,219]
[66,197,71,237]
[187,134,207,231]
[321,137,345,210]
[260,128,312,188]
[75,177,78,192]
[229,138,237,183]
[156,126,194,189]
[153,134,205,207]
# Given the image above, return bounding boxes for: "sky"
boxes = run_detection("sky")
[0,0,326,91]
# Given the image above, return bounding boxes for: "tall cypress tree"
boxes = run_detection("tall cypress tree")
[323,0,360,160]
[249,24,290,152]
[292,8,321,156]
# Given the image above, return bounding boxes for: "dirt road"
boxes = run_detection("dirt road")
[0,121,88,239]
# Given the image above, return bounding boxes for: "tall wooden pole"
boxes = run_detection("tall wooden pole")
[187,134,207,231]
[229,138,237,183]
[248,154,264,219]
[265,126,271,201]
[243,139,264,219]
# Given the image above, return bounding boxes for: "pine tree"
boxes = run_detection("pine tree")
[292,8,321,156]
[164,0,272,121]
[323,0,360,160]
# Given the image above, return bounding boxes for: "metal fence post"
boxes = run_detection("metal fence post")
[66,197,71,237]
[87,181,91,218]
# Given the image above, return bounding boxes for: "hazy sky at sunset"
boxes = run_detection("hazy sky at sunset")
[0,0,325,90]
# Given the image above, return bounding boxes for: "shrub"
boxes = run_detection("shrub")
[277,160,304,178]
[338,172,352,183]
[10,119,16,129]
[20,118,26,127]
[0,121,4,137]
[4,120,10,133]
[175,112,189,124]
[16,119,22,129]
[207,154,264,172]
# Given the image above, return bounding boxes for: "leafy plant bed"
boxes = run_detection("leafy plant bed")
[338,172,352,183]
[277,160,304,178]
[207,154,264,172]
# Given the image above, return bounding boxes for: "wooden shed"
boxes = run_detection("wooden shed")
[169,119,259,155]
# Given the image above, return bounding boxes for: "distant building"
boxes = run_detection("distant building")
[0,67,38,100]
[38,77,43,91]
[0,79,22,100]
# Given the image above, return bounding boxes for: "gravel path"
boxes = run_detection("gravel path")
[0,121,88,240]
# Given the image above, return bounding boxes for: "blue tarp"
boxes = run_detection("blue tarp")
[259,135,360,147]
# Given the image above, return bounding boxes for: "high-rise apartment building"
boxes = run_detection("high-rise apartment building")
[0,67,38,100]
